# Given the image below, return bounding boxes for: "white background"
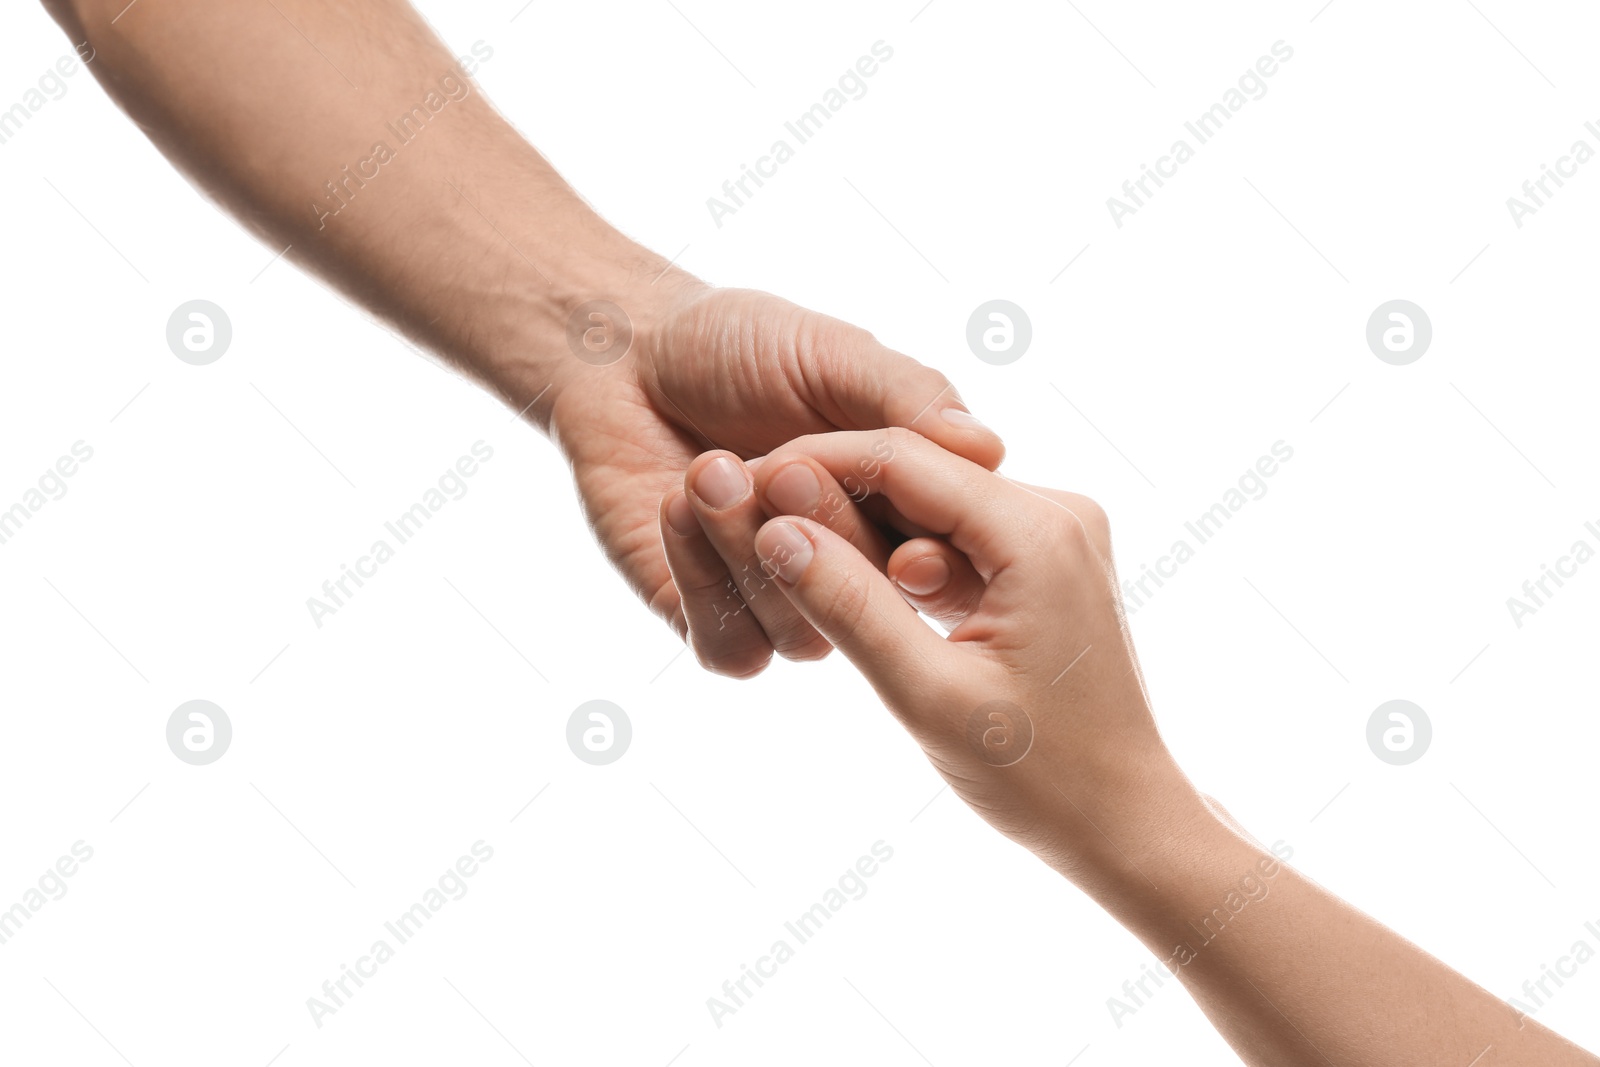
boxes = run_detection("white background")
[2,1,1599,1064]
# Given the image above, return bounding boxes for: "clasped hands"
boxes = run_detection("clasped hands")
[548,280,1197,886]
[544,282,1595,1067]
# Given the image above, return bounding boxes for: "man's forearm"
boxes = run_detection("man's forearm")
[45,0,1005,672]
[45,0,695,431]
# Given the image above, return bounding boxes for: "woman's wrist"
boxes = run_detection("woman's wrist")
[1042,767,1218,902]
[1064,781,1291,962]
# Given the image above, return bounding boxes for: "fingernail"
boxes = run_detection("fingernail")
[894,555,950,597]
[757,521,814,583]
[941,407,993,433]
[765,462,820,517]
[665,493,698,536]
[693,456,748,509]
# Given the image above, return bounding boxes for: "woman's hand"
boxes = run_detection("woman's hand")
[717,429,1600,1067]
[672,427,1205,888]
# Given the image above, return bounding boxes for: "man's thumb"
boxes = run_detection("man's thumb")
[809,341,1005,471]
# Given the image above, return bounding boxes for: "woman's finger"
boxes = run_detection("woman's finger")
[886,537,987,631]
[761,429,1047,578]
[753,454,894,569]
[753,517,957,711]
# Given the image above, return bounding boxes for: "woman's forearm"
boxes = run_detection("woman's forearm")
[1087,794,1595,1066]
[729,430,1596,1063]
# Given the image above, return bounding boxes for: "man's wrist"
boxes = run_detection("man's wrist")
[403,122,707,437]
[457,213,706,439]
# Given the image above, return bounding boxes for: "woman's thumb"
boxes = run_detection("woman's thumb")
[754,517,950,706]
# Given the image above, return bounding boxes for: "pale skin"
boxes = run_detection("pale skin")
[686,428,1597,1067]
[41,1,1594,1061]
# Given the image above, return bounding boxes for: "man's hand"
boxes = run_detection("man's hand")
[43,0,1002,677]
[552,286,1004,678]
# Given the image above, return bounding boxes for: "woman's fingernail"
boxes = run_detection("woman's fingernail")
[765,462,821,517]
[941,407,993,433]
[757,521,814,583]
[693,456,748,509]
[665,492,699,536]
[894,555,951,597]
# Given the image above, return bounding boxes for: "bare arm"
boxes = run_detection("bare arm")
[43,0,1003,671]
[724,428,1596,1065]
[44,0,674,426]
[1105,797,1589,1065]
